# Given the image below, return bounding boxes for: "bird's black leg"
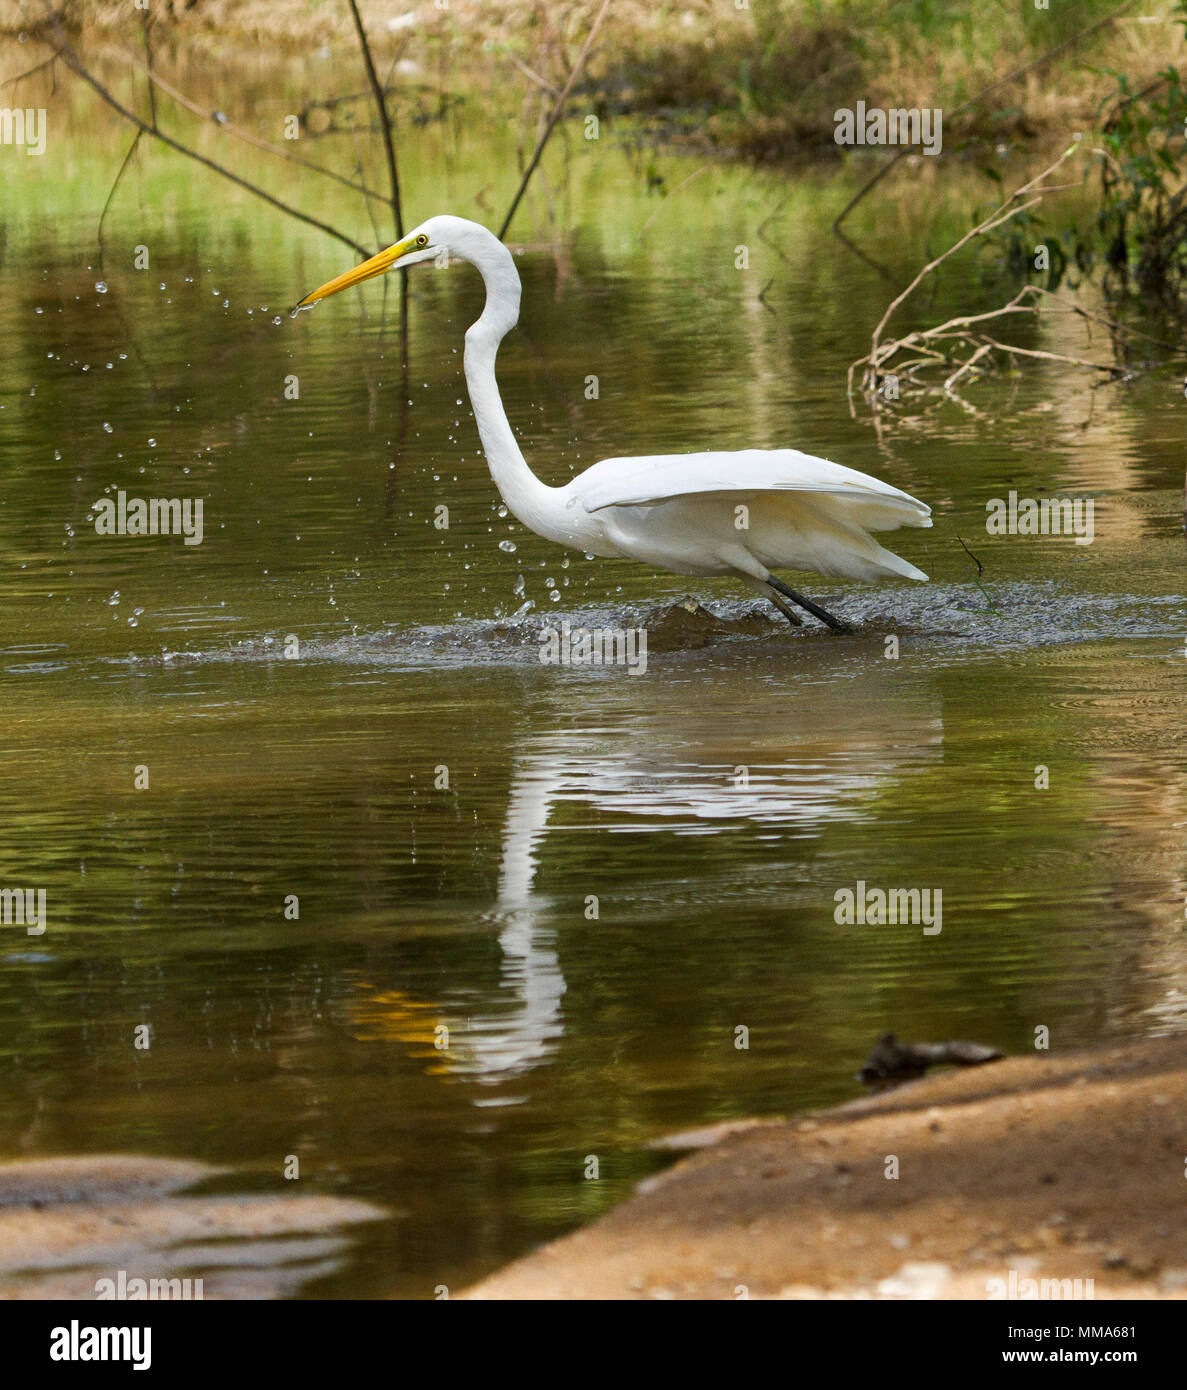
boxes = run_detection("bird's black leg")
[762,584,803,626]
[768,576,853,633]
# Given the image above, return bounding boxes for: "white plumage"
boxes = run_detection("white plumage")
[297,215,932,630]
[572,448,930,580]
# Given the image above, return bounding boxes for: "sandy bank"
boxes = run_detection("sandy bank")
[465,1034,1187,1300]
[0,1155,383,1299]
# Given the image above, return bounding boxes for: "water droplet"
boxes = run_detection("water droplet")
[499,540,517,553]
[94,281,108,294]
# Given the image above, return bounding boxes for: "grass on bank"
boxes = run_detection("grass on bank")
[16,0,1185,158]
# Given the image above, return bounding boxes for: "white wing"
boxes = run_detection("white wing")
[579,449,931,527]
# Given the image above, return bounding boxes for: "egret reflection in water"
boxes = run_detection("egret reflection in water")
[365,665,943,1082]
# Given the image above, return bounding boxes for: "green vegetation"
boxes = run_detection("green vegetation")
[598,0,1147,157]
[1097,60,1187,294]
[977,5,1187,303]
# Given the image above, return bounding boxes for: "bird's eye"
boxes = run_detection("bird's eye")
[416,234,429,247]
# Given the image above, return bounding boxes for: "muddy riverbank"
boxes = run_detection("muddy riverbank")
[465,1033,1187,1299]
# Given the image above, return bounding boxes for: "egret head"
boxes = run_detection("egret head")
[295,215,507,311]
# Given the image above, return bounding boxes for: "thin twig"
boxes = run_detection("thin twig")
[97,129,142,264]
[507,51,561,98]
[41,13,371,258]
[347,0,403,240]
[843,142,1174,407]
[118,50,388,204]
[956,534,996,612]
[140,6,157,131]
[869,145,1078,354]
[1,53,59,89]
[499,0,613,240]
[638,163,709,238]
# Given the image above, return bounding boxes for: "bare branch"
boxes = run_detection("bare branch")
[506,52,561,98]
[347,0,403,241]
[869,146,1080,356]
[98,129,142,262]
[844,145,1174,410]
[118,50,388,205]
[40,14,371,259]
[499,0,613,241]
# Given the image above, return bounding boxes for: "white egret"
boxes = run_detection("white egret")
[297,215,931,631]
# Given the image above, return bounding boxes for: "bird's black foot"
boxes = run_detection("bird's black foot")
[768,576,853,633]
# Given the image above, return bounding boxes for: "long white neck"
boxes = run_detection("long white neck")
[462,241,592,550]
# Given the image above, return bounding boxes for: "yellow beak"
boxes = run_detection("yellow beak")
[296,234,419,309]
